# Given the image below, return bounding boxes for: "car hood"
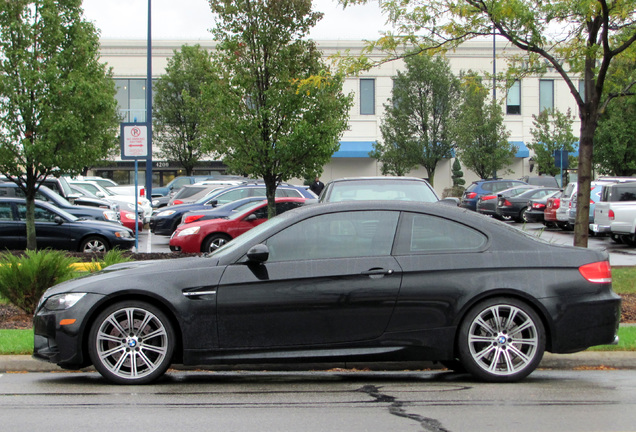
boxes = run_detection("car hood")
[43,256,222,297]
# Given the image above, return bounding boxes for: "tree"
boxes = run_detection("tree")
[594,96,636,176]
[340,0,636,247]
[153,45,220,176]
[528,109,578,177]
[0,0,120,250]
[208,0,352,218]
[371,54,459,186]
[454,72,516,179]
[452,158,465,188]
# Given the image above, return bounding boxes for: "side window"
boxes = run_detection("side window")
[360,78,375,115]
[275,201,304,214]
[506,80,521,115]
[33,205,58,222]
[251,188,267,197]
[173,178,192,188]
[266,211,399,262]
[250,206,269,220]
[395,213,487,254]
[0,202,13,221]
[216,189,246,205]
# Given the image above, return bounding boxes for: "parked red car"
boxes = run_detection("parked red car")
[169,198,306,253]
[119,209,143,233]
[543,192,563,228]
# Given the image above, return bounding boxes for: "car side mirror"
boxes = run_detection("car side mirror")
[54,216,64,225]
[206,199,218,207]
[246,244,269,263]
[244,214,257,222]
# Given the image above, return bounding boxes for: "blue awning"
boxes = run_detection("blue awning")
[512,141,529,158]
[332,141,376,158]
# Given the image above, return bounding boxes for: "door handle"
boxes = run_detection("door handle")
[361,268,394,276]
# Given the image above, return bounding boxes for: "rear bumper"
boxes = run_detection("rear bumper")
[590,224,611,233]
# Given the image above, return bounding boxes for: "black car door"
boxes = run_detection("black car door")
[0,202,25,250]
[16,203,72,250]
[216,210,403,349]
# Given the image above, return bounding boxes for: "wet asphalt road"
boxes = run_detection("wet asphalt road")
[1,369,635,432]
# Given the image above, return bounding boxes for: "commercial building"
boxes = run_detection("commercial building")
[96,38,581,194]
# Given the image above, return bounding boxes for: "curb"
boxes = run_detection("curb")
[1,352,635,374]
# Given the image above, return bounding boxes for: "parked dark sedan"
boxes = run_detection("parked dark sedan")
[0,198,134,252]
[476,185,537,220]
[32,201,620,385]
[524,190,561,224]
[495,187,561,222]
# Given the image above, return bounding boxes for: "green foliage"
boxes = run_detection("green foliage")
[451,158,465,187]
[0,0,120,249]
[153,45,220,175]
[0,329,34,355]
[373,53,459,185]
[0,250,79,315]
[100,249,134,269]
[454,72,516,179]
[594,96,636,176]
[611,267,636,295]
[528,108,578,176]
[208,0,353,217]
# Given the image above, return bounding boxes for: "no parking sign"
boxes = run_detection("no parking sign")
[120,123,148,159]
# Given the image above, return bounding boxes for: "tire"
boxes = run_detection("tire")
[610,233,623,244]
[202,233,231,253]
[88,301,175,385]
[80,236,109,253]
[520,208,530,223]
[457,297,545,382]
[621,235,636,247]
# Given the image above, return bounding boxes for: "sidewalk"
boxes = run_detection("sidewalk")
[2,352,635,373]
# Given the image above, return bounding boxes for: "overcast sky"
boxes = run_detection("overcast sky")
[81,0,392,41]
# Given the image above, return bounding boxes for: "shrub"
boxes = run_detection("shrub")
[0,250,79,315]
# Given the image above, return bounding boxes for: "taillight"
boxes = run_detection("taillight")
[579,261,612,283]
[183,215,204,224]
[466,192,477,199]
[532,203,546,210]
[503,199,512,206]
[609,209,615,220]
[140,188,145,197]
[553,198,560,209]
[481,195,496,201]
[173,200,183,205]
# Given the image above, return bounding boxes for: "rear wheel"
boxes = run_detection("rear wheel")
[519,208,530,223]
[458,297,545,382]
[88,301,175,384]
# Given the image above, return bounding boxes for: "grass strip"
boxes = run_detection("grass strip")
[0,329,33,355]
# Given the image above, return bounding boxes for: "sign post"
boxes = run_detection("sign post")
[121,123,149,252]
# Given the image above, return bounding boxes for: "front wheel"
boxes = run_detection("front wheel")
[202,233,231,253]
[88,301,175,384]
[80,236,109,253]
[457,298,545,382]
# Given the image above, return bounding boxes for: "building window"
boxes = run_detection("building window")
[579,79,586,102]
[360,79,375,115]
[539,79,554,112]
[114,78,148,122]
[506,80,521,115]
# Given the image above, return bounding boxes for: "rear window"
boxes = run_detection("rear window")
[325,179,438,202]
[604,185,636,202]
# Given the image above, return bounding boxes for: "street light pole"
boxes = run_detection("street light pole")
[145,0,153,199]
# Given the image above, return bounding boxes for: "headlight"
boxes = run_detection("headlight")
[177,226,201,237]
[158,210,176,217]
[103,210,118,221]
[44,293,86,311]
[125,213,137,220]
[115,230,132,238]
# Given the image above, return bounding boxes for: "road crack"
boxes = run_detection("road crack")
[358,384,452,432]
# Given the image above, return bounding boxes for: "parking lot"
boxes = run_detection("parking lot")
[134,219,636,266]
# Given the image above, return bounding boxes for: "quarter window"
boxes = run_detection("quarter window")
[395,213,487,254]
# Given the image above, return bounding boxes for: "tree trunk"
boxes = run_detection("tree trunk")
[264,174,278,219]
[573,119,597,248]
[25,193,37,250]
